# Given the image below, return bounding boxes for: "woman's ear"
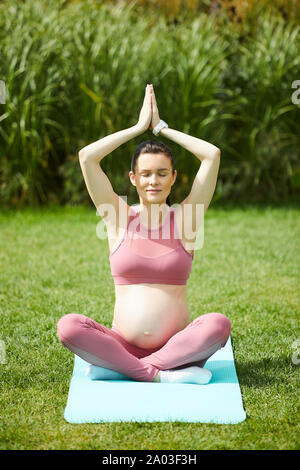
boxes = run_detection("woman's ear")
[171,169,177,186]
[129,171,136,186]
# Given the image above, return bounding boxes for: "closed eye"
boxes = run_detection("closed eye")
[142,174,167,177]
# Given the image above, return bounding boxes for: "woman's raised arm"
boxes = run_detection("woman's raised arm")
[150,85,220,214]
[78,85,153,211]
[79,84,153,164]
[79,125,142,164]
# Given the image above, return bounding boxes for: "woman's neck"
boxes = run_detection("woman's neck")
[137,203,170,229]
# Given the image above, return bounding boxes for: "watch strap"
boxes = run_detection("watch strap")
[153,120,168,135]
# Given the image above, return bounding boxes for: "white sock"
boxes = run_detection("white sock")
[86,365,129,381]
[160,366,212,385]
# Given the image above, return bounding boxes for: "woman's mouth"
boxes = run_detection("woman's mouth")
[147,190,161,193]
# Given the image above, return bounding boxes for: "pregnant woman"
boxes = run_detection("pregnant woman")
[57,84,231,384]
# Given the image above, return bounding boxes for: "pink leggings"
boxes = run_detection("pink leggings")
[57,312,231,382]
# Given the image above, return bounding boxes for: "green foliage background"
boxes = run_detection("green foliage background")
[0,0,299,207]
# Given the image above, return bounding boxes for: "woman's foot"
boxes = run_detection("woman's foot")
[160,366,212,385]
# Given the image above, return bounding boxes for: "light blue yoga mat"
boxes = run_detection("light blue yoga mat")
[64,336,246,424]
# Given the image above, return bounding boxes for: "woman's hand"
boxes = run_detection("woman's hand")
[149,85,161,131]
[136,84,152,133]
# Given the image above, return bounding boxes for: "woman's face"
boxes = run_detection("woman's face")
[129,153,177,207]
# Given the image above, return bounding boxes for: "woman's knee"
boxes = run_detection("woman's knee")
[57,313,86,344]
[206,312,231,340]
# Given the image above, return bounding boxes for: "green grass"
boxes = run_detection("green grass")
[0,204,299,450]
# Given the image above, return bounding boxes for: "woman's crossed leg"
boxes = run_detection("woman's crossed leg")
[57,312,231,383]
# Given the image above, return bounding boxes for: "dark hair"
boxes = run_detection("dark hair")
[131,140,176,206]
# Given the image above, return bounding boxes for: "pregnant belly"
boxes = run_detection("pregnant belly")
[112,285,190,349]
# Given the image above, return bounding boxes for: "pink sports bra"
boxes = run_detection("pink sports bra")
[109,207,194,285]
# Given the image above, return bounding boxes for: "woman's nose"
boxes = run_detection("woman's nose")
[150,174,159,183]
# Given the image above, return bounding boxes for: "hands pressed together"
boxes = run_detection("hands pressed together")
[137,84,161,133]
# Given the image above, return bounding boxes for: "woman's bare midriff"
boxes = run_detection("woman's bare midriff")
[112,283,190,349]
[107,200,195,350]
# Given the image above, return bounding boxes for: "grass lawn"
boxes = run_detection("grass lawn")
[0,203,299,450]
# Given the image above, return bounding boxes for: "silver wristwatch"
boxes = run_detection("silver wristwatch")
[152,119,168,136]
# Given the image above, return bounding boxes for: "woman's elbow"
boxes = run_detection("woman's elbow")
[214,148,221,159]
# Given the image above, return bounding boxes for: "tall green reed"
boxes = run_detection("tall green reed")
[220,11,300,201]
[0,0,299,207]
